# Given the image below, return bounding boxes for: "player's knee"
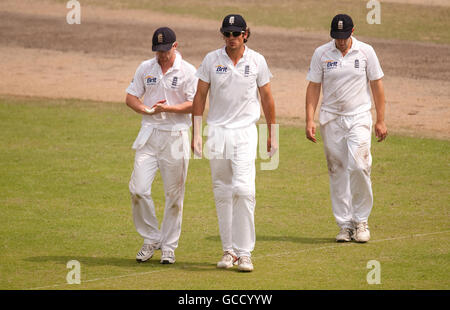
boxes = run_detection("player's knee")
[168,201,183,213]
[232,184,255,198]
[326,153,344,176]
[213,184,232,199]
[129,186,152,199]
[349,162,371,176]
[349,156,371,174]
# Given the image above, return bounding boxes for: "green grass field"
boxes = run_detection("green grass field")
[55,0,450,44]
[0,96,448,290]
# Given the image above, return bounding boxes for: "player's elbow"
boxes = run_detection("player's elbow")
[192,94,206,115]
[307,81,321,91]
[125,93,133,106]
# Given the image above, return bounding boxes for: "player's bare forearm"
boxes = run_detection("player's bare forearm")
[192,80,209,117]
[305,82,321,143]
[192,80,209,132]
[125,93,147,114]
[259,83,276,128]
[160,101,193,114]
[191,79,209,155]
[370,79,386,123]
[305,82,321,122]
[370,79,388,142]
[259,83,277,153]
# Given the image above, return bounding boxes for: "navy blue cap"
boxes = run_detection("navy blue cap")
[152,27,176,52]
[330,14,354,39]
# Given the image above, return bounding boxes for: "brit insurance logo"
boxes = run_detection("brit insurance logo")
[325,60,338,70]
[144,75,157,85]
[215,65,228,74]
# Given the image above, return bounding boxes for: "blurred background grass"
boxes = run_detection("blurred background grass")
[56,0,450,43]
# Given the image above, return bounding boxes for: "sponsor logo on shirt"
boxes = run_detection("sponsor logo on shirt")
[325,60,338,70]
[244,65,250,77]
[354,59,359,69]
[215,65,228,74]
[144,75,157,85]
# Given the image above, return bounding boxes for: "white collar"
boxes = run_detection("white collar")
[332,36,360,53]
[221,45,248,63]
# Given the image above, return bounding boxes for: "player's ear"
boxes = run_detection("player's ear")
[173,42,178,49]
[244,27,250,43]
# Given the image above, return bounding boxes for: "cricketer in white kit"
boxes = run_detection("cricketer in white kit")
[125,27,197,264]
[192,14,277,272]
[305,14,388,243]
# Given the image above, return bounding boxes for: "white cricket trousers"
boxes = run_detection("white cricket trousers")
[206,124,257,258]
[320,111,373,229]
[129,128,190,252]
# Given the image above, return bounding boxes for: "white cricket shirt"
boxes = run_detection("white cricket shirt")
[306,37,384,121]
[196,46,272,129]
[126,52,197,149]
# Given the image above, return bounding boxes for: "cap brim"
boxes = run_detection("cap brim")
[221,26,244,33]
[330,30,352,39]
[152,43,174,52]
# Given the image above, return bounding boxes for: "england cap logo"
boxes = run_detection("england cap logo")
[330,14,354,39]
[220,14,246,33]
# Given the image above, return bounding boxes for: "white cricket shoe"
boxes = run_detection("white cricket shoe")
[160,250,176,264]
[217,251,238,269]
[136,243,158,262]
[237,256,254,272]
[336,227,354,242]
[354,222,371,243]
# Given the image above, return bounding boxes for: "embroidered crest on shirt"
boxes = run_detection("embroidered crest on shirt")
[171,76,178,88]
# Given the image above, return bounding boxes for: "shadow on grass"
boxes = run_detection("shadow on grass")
[206,235,334,244]
[24,256,216,272]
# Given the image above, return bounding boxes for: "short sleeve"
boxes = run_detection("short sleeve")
[365,46,384,81]
[184,65,198,102]
[256,54,273,87]
[306,48,323,83]
[196,55,211,84]
[126,64,145,98]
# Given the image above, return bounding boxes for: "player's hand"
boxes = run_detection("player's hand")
[306,120,317,143]
[143,99,167,115]
[191,135,202,158]
[375,120,388,142]
[267,134,278,157]
[152,100,167,114]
